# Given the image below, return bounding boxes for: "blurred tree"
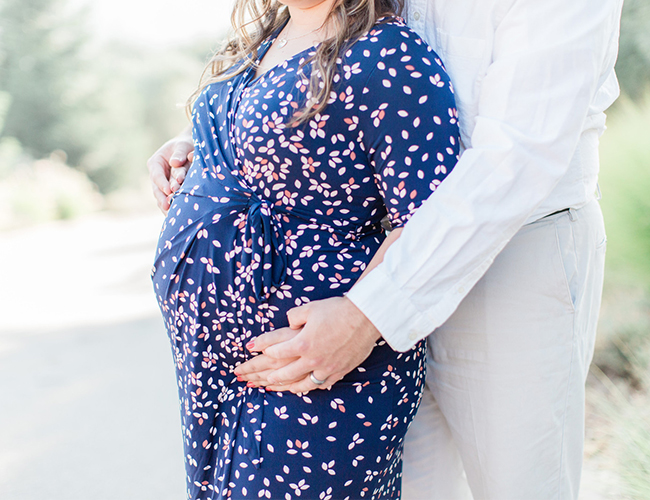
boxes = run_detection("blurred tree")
[0,0,204,193]
[616,0,650,100]
[0,0,91,164]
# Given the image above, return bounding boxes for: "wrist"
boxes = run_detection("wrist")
[342,295,382,343]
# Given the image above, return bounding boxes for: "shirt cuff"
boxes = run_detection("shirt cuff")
[345,266,435,352]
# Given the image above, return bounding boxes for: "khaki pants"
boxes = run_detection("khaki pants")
[402,198,607,500]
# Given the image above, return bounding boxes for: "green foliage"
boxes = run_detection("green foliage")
[590,96,650,499]
[616,0,650,101]
[74,41,206,192]
[620,408,650,500]
[0,0,214,195]
[590,284,650,499]
[599,99,650,284]
[0,157,103,229]
[0,0,92,163]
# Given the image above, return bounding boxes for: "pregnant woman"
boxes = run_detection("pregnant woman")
[151,0,459,498]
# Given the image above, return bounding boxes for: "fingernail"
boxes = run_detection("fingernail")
[236,376,244,382]
[246,341,255,350]
[246,382,255,388]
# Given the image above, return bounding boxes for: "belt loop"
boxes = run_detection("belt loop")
[568,208,577,222]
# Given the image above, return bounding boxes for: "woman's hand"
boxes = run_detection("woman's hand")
[241,296,381,394]
[147,126,193,213]
[235,328,302,391]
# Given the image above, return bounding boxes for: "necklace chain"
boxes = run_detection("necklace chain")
[276,19,325,48]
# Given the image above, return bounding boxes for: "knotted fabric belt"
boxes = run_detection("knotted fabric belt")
[240,196,287,301]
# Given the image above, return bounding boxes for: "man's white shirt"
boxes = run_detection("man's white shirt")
[346,0,623,351]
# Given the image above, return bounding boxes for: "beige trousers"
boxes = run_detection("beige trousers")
[402,198,607,500]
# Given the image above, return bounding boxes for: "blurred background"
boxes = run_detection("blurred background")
[0,0,648,498]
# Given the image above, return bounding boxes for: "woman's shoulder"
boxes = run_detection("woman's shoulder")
[340,16,452,93]
[343,16,448,77]
[351,18,436,55]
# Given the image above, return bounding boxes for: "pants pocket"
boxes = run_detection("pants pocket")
[554,216,579,312]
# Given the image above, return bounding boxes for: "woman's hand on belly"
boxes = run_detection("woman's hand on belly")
[235,332,301,389]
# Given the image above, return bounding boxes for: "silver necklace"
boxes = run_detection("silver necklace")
[276,20,325,48]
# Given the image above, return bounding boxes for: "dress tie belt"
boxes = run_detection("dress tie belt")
[158,188,383,303]
[241,197,287,302]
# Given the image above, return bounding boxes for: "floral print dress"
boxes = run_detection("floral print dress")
[152,17,459,500]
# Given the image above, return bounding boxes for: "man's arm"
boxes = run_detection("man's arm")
[347,0,623,350]
[148,125,193,213]
[241,0,622,391]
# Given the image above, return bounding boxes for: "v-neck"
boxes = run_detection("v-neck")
[245,18,321,87]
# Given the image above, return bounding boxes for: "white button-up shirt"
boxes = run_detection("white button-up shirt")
[346,0,623,351]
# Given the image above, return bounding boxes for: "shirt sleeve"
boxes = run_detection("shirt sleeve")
[356,34,460,229]
[346,0,623,351]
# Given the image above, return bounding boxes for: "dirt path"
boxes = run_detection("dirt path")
[0,212,185,499]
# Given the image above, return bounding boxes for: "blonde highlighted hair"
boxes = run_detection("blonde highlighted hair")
[188,0,404,125]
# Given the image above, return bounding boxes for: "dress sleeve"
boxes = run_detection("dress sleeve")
[356,37,460,228]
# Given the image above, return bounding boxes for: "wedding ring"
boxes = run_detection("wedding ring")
[309,372,327,386]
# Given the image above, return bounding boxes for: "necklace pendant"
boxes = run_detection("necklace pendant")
[278,38,288,48]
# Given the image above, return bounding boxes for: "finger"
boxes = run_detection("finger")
[263,384,292,393]
[187,150,194,162]
[147,155,172,196]
[286,376,318,394]
[235,353,295,377]
[287,371,343,394]
[172,165,188,185]
[235,355,275,376]
[247,327,299,353]
[243,369,275,384]
[152,183,171,213]
[266,358,314,386]
[169,143,194,168]
[287,303,309,330]
[170,165,189,193]
[248,368,301,386]
[262,332,311,360]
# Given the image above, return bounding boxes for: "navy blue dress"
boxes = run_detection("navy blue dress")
[152,17,459,500]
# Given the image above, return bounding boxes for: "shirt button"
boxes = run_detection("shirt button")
[409,331,418,341]
[413,11,421,21]
[458,286,465,294]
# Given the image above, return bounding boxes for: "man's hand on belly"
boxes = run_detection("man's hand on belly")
[236,296,382,393]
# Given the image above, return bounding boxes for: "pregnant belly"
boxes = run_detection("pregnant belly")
[152,194,384,331]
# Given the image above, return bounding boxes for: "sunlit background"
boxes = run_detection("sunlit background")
[0,0,649,498]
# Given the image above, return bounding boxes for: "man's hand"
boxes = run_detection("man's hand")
[147,128,193,213]
[239,296,382,393]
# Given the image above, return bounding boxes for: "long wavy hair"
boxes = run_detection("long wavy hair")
[188,0,404,126]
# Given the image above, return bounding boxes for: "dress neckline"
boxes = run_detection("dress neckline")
[245,17,321,87]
